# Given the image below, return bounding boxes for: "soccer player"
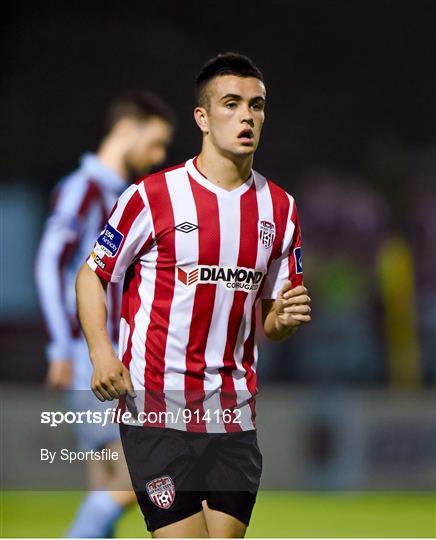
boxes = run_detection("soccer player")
[76,53,311,538]
[35,90,174,538]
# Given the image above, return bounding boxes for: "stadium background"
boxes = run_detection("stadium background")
[1,0,435,537]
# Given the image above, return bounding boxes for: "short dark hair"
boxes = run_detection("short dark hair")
[105,89,175,132]
[195,52,264,108]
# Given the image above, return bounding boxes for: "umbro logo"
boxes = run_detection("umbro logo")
[174,221,198,234]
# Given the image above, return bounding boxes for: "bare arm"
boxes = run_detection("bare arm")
[262,283,311,341]
[76,263,135,401]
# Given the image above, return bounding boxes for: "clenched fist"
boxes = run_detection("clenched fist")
[274,282,311,331]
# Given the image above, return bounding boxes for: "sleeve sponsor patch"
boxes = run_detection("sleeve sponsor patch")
[96,223,124,257]
[294,246,303,274]
[90,251,106,270]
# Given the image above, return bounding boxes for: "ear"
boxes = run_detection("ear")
[194,106,209,134]
[111,117,138,138]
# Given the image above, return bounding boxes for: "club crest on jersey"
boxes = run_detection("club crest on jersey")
[294,246,303,274]
[96,223,124,257]
[258,219,276,249]
[146,476,175,509]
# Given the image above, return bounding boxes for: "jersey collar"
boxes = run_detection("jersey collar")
[185,157,254,198]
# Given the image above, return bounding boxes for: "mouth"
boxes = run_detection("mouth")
[237,128,254,144]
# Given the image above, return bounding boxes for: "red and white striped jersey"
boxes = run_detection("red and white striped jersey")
[87,157,303,432]
[35,154,126,385]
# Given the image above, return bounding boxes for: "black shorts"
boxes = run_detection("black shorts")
[119,424,262,532]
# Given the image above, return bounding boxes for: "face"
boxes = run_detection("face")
[124,117,173,176]
[195,74,266,157]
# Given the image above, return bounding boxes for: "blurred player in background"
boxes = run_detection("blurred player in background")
[76,53,311,538]
[35,90,174,537]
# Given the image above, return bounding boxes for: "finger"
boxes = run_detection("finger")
[283,294,311,305]
[279,280,293,295]
[101,374,124,398]
[95,384,115,401]
[122,367,137,398]
[284,305,311,314]
[92,387,107,402]
[102,381,121,399]
[290,314,311,322]
[283,285,307,299]
[111,380,126,398]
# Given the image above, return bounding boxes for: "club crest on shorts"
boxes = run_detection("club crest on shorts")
[258,219,276,249]
[146,475,175,509]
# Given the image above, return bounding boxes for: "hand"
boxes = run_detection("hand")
[91,352,136,402]
[45,359,73,390]
[274,282,311,333]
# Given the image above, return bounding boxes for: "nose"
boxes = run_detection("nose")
[240,104,254,127]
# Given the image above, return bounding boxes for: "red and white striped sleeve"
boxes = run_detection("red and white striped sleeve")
[87,182,154,282]
[261,195,303,300]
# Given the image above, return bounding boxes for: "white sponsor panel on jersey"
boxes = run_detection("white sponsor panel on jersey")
[177,265,264,291]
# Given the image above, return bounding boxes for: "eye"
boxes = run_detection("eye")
[251,102,264,111]
[225,102,237,109]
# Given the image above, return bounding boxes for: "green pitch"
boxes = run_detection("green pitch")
[1,491,434,537]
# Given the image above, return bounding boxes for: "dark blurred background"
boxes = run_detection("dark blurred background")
[1,0,435,491]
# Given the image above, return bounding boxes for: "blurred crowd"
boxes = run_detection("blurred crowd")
[259,145,436,387]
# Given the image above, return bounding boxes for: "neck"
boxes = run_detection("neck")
[96,136,128,180]
[196,142,253,191]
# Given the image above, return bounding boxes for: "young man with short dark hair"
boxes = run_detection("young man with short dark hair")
[76,53,311,538]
